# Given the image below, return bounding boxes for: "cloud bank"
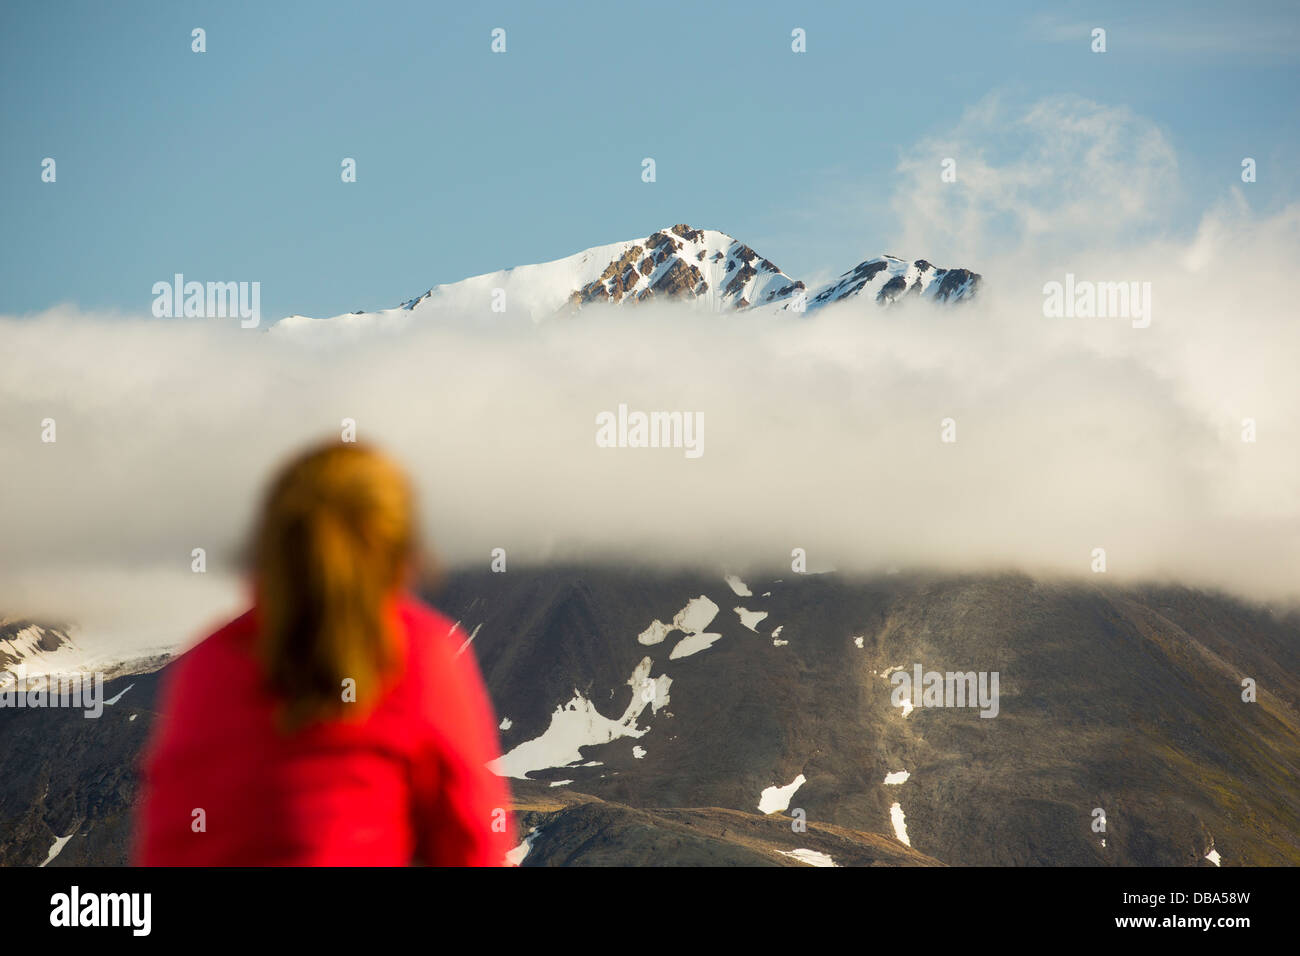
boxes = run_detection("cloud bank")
[2,96,1297,666]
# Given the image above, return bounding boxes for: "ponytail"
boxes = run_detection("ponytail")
[252,442,415,730]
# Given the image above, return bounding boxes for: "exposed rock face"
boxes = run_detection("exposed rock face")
[563,227,807,314]
[877,274,908,303]
[805,255,976,310]
[723,262,757,299]
[646,258,706,299]
[571,244,647,306]
[933,267,980,301]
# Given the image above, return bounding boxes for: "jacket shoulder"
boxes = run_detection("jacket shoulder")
[398,597,461,655]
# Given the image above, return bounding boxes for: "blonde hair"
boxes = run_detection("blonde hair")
[252,441,415,730]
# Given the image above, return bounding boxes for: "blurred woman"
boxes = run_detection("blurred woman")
[135,442,512,865]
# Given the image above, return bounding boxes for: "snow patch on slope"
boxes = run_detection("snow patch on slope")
[779,848,838,867]
[489,657,670,778]
[725,574,752,597]
[759,773,807,814]
[639,595,724,660]
[640,595,719,647]
[40,833,73,867]
[890,803,911,846]
[506,828,539,866]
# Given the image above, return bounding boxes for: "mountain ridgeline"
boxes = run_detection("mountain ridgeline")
[276,224,981,330]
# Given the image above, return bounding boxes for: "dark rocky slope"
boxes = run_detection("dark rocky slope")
[2,569,1296,866]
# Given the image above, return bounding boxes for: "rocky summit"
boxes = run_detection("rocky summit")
[275,225,981,330]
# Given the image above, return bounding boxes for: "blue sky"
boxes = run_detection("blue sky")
[2,0,1297,320]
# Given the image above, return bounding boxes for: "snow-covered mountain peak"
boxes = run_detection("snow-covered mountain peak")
[797,255,982,311]
[564,224,805,313]
[273,225,979,331]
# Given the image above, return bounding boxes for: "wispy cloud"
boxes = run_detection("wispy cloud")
[889,93,1180,265]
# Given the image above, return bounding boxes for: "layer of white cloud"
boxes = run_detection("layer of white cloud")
[1,96,1297,668]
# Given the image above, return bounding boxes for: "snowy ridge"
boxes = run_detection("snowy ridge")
[0,621,77,675]
[0,613,206,682]
[274,224,980,331]
[797,255,980,310]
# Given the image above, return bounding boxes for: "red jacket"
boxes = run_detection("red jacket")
[134,596,513,866]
